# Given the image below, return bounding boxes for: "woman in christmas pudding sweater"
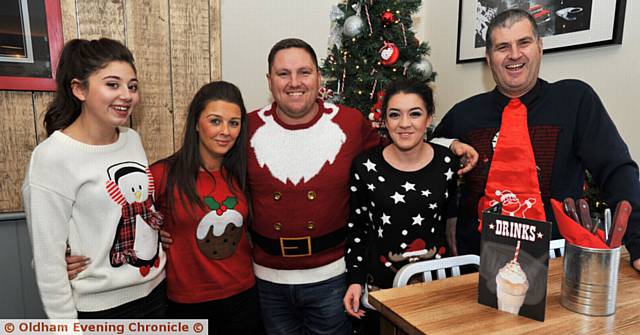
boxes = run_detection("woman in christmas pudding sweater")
[150,81,262,334]
[343,79,459,333]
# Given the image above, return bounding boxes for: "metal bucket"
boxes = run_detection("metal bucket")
[560,243,621,316]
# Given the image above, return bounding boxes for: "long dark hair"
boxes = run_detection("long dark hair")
[44,38,136,136]
[162,81,249,213]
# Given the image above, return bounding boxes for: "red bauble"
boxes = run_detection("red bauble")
[381,11,395,25]
[379,41,399,67]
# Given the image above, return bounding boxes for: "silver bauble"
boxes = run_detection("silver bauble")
[343,15,364,37]
[411,58,433,78]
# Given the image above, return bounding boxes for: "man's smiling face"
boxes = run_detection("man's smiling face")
[267,47,322,125]
[486,18,543,98]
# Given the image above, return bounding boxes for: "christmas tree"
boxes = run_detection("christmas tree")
[321,0,435,125]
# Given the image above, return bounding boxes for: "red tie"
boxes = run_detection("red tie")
[478,98,546,229]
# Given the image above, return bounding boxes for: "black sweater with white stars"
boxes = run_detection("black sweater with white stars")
[346,144,458,288]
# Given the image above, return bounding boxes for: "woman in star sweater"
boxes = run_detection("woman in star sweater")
[150,81,262,334]
[22,38,166,319]
[343,79,459,333]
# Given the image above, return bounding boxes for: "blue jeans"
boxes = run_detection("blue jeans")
[257,273,350,335]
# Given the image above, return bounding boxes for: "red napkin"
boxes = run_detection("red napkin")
[550,199,609,249]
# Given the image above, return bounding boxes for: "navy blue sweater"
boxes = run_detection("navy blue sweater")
[434,79,640,263]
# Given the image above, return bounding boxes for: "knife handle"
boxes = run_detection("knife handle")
[608,200,632,248]
[604,208,612,241]
[576,199,593,231]
[589,216,600,235]
[563,198,581,224]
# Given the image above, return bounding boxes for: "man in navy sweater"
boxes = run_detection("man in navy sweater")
[434,9,640,270]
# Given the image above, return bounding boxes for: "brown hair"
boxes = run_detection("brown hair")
[161,81,250,216]
[44,38,136,135]
[267,38,318,72]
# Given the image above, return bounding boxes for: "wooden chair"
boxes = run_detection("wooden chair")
[549,238,566,259]
[392,254,481,288]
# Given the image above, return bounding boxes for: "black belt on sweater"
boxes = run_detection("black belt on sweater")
[249,227,346,257]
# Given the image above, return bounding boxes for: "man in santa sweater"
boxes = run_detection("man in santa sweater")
[248,38,477,334]
[433,9,640,271]
[247,38,378,335]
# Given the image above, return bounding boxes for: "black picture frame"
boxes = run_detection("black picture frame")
[456,0,626,63]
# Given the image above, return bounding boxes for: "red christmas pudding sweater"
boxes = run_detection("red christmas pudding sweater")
[151,161,255,303]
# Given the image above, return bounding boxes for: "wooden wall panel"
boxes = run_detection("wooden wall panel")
[60,0,78,40]
[0,92,37,212]
[210,0,222,80]
[32,92,54,143]
[169,0,211,148]
[0,0,222,212]
[76,0,126,41]
[126,0,174,164]
[32,0,78,145]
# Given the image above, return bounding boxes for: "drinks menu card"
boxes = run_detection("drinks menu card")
[478,203,551,321]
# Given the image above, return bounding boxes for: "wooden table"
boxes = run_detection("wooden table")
[369,250,639,335]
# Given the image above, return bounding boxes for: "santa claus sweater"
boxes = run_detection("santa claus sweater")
[433,79,640,262]
[248,100,380,284]
[151,161,255,303]
[346,145,458,288]
[22,128,165,319]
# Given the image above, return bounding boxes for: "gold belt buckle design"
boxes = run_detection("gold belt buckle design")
[280,236,312,257]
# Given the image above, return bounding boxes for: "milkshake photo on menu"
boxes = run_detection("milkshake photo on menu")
[495,241,529,314]
[478,204,551,321]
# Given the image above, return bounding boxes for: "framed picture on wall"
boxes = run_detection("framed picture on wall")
[0,0,64,91]
[456,0,626,63]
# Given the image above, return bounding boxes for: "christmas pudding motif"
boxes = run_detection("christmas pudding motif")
[195,196,243,259]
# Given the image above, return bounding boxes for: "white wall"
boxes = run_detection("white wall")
[220,0,336,110]
[221,0,639,159]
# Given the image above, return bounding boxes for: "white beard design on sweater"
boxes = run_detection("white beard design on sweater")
[251,102,346,185]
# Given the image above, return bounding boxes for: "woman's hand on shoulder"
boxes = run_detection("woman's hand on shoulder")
[450,140,478,175]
